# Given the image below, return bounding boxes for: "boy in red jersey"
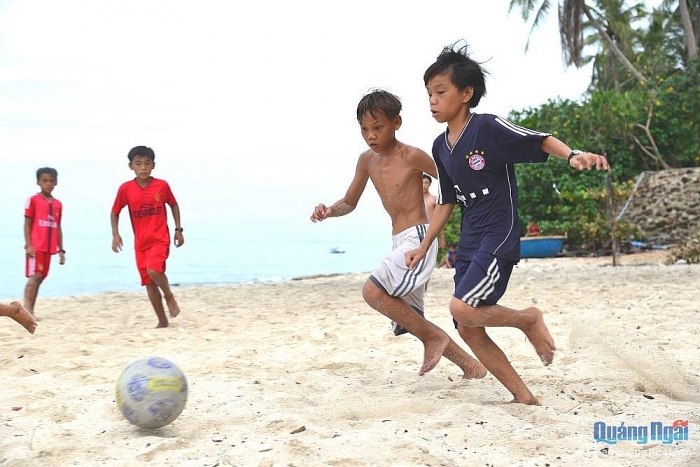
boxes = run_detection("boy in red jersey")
[24,167,65,317]
[111,146,184,328]
[1,301,37,334]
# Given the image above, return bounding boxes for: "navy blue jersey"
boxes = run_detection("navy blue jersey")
[433,113,550,262]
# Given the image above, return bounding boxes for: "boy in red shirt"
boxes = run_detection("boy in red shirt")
[24,167,65,317]
[111,146,184,328]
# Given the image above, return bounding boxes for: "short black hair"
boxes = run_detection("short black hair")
[356,89,402,123]
[128,146,155,162]
[36,167,58,180]
[424,41,487,108]
[423,173,432,183]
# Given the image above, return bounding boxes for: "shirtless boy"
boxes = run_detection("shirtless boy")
[310,89,485,378]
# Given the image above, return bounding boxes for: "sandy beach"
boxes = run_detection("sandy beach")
[2,250,699,466]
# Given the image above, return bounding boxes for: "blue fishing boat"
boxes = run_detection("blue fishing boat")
[520,235,565,259]
[329,247,346,254]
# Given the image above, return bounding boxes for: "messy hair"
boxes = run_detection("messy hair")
[127,145,156,162]
[424,41,487,108]
[356,89,402,123]
[36,167,58,180]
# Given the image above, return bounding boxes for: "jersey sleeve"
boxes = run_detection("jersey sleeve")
[162,181,178,206]
[24,196,36,218]
[488,116,550,165]
[111,183,128,215]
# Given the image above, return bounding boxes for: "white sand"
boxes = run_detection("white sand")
[2,251,699,466]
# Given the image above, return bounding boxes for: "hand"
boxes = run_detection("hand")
[59,251,66,265]
[405,245,427,270]
[310,204,331,222]
[570,152,610,171]
[25,245,36,258]
[112,235,123,253]
[174,231,184,247]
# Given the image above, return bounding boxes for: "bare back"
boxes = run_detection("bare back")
[361,142,437,235]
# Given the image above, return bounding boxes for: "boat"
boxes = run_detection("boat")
[520,235,566,259]
[329,247,346,254]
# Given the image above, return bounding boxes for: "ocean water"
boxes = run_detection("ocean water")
[0,226,390,300]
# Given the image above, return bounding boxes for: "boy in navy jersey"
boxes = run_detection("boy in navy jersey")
[311,89,485,378]
[407,43,609,404]
[111,146,184,328]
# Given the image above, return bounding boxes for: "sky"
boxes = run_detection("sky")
[0,0,607,250]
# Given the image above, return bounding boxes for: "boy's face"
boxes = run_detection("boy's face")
[129,155,155,180]
[422,178,430,193]
[359,111,401,154]
[37,173,57,195]
[426,73,473,124]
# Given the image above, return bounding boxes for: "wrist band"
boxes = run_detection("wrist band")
[59,249,66,254]
[174,228,183,232]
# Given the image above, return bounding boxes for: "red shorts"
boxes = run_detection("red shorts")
[135,242,170,285]
[26,251,52,279]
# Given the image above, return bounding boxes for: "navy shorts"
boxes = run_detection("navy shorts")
[452,251,515,327]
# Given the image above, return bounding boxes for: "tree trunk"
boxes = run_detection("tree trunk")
[679,0,698,59]
[581,3,647,83]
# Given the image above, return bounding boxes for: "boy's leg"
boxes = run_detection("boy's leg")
[23,275,43,316]
[24,252,50,316]
[145,282,169,328]
[0,301,38,334]
[363,280,486,378]
[147,269,180,319]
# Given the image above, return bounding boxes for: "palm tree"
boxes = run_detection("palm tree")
[662,0,699,59]
[509,0,647,82]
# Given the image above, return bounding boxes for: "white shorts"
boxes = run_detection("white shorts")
[369,224,438,327]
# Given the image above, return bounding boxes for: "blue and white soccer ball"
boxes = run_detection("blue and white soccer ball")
[116,356,188,429]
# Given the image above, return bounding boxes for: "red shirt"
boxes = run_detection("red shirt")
[25,194,63,253]
[111,178,177,251]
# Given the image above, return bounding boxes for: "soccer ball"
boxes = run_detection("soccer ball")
[116,356,188,429]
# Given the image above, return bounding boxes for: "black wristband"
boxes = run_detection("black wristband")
[567,150,582,164]
[174,228,183,232]
[59,249,66,254]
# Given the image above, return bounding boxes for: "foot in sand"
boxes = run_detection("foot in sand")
[522,307,556,365]
[461,358,488,380]
[419,333,450,376]
[164,294,180,319]
[511,396,541,406]
[8,301,38,334]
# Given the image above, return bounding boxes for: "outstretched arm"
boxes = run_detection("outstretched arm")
[310,154,370,222]
[541,136,610,171]
[406,203,455,269]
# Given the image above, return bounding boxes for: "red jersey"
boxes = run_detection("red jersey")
[25,194,63,254]
[111,178,178,251]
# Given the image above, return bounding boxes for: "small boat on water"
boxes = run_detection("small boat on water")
[329,247,346,254]
[520,235,566,259]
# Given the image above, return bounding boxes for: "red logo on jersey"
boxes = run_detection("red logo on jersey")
[468,152,486,170]
[154,193,162,202]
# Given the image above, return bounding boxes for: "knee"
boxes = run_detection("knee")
[26,275,43,286]
[362,280,383,306]
[449,298,479,327]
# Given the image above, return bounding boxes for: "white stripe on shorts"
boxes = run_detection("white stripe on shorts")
[461,256,500,307]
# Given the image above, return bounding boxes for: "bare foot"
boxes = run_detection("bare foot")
[418,332,450,376]
[461,358,488,379]
[522,307,556,365]
[10,301,38,334]
[510,396,541,406]
[164,294,180,318]
[156,320,169,328]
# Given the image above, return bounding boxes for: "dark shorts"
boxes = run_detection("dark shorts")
[452,251,514,327]
[135,242,169,286]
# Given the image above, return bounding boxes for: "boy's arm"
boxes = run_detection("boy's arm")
[110,211,123,253]
[541,136,610,171]
[170,203,184,247]
[24,217,35,257]
[406,203,455,269]
[310,154,370,222]
[405,146,438,178]
[57,225,65,265]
